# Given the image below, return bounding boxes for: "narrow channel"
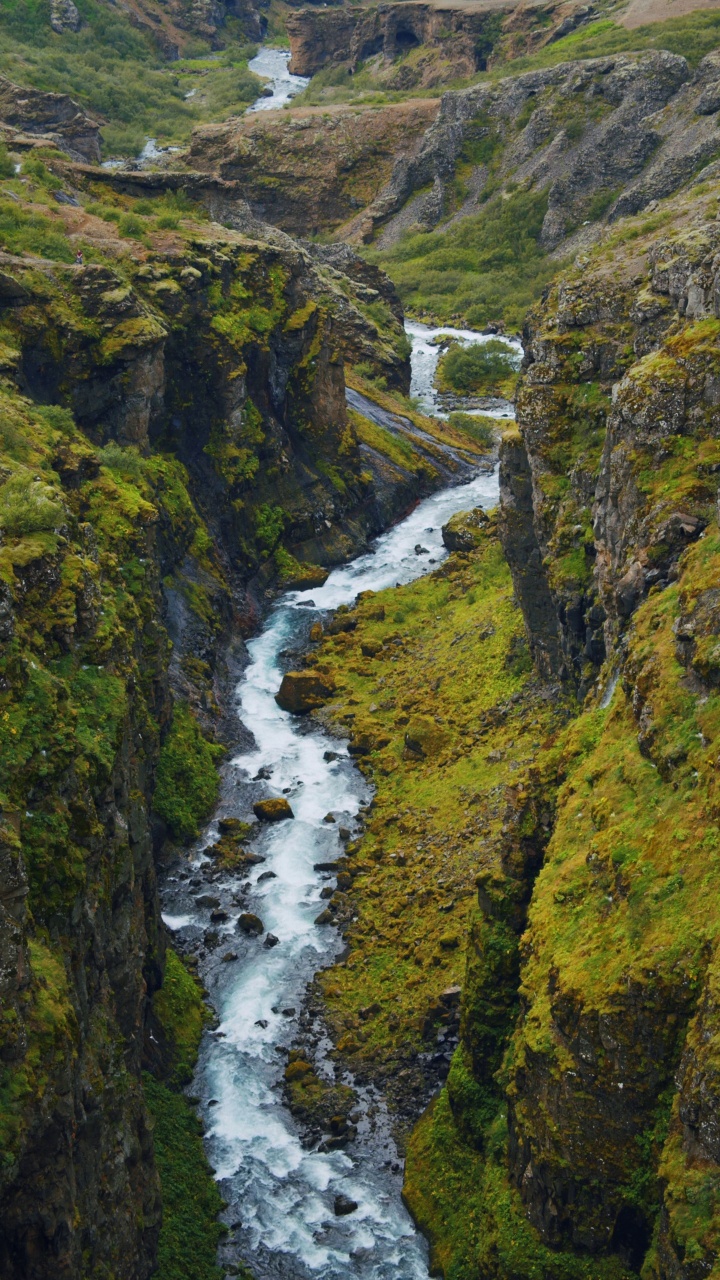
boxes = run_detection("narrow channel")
[247,47,309,112]
[160,326,507,1279]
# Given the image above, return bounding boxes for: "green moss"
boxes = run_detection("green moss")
[152,950,207,1088]
[311,528,567,1091]
[254,502,286,554]
[0,937,77,1170]
[153,704,223,842]
[143,1076,225,1280]
[405,1092,634,1280]
[0,470,65,537]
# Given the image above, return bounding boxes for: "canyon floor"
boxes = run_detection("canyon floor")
[1,2,720,1280]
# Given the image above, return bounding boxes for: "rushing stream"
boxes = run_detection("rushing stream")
[248,47,310,112]
[160,326,507,1279]
[406,320,522,420]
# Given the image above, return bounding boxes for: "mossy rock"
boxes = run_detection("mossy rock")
[252,797,294,822]
[404,716,451,759]
[441,507,489,552]
[275,670,335,713]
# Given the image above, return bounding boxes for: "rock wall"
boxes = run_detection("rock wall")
[188,99,439,241]
[424,180,720,1277]
[0,202,448,1275]
[286,1,511,80]
[0,77,102,164]
[347,49,720,246]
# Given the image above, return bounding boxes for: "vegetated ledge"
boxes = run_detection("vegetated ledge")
[286,516,570,1144]
[0,153,484,1280]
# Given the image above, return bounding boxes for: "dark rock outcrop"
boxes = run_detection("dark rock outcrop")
[286,2,510,80]
[0,76,102,163]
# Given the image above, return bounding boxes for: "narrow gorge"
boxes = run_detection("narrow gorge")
[1,1,720,1279]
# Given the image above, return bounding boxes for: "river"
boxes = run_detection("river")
[247,47,309,113]
[160,325,504,1279]
[406,319,521,420]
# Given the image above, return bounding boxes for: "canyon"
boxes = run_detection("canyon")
[1,2,720,1279]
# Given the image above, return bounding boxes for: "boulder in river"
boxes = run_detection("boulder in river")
[237,913,264,936]
[280,563,330,589]
[275,670,335,713]
[253,797,294,822]
[334,1193,358,1216]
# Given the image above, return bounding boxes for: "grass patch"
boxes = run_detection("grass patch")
[153,703,223,843]
[143,1075,225,1280]
[370,187,555,331]
[309,526,568,1094]
[494,11,720,74]
[152,950,207,1088]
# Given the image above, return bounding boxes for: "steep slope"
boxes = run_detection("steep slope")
[188,99,441,239]
[404,166,720,1278]
[0,145,478,1278]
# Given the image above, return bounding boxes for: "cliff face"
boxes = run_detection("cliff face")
[286,1,511,80]
[359,49,720,247]
[499,185,720,1276]
[397,176,720,1278]
[188,99,439,241]
[286,0,602,82]
[0,77,102,164]
[0,158,467,1276]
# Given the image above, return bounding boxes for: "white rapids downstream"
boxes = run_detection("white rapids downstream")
[160,325,509,1279]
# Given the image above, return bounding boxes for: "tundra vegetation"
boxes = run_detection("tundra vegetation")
[2,2,720,1279]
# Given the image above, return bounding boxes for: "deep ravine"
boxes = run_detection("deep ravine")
[159,326,503,1279]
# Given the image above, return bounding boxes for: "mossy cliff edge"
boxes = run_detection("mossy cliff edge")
[296,183,720,1278]
[0,158,474,1278]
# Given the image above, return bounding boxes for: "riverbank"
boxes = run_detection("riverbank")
[158,461,502,1280]
[297,509,569,1138]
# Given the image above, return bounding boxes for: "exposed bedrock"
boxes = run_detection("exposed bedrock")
[286,1,513,79]
[346,49,720,246]
[486,188,720,1274]
[0,76,102,164]
[188,98,439,241]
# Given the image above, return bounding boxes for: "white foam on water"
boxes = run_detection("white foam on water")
[248,47,309,113]
[189,323,507,1277]
[406,319,521,419]
[162,913,193,931]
